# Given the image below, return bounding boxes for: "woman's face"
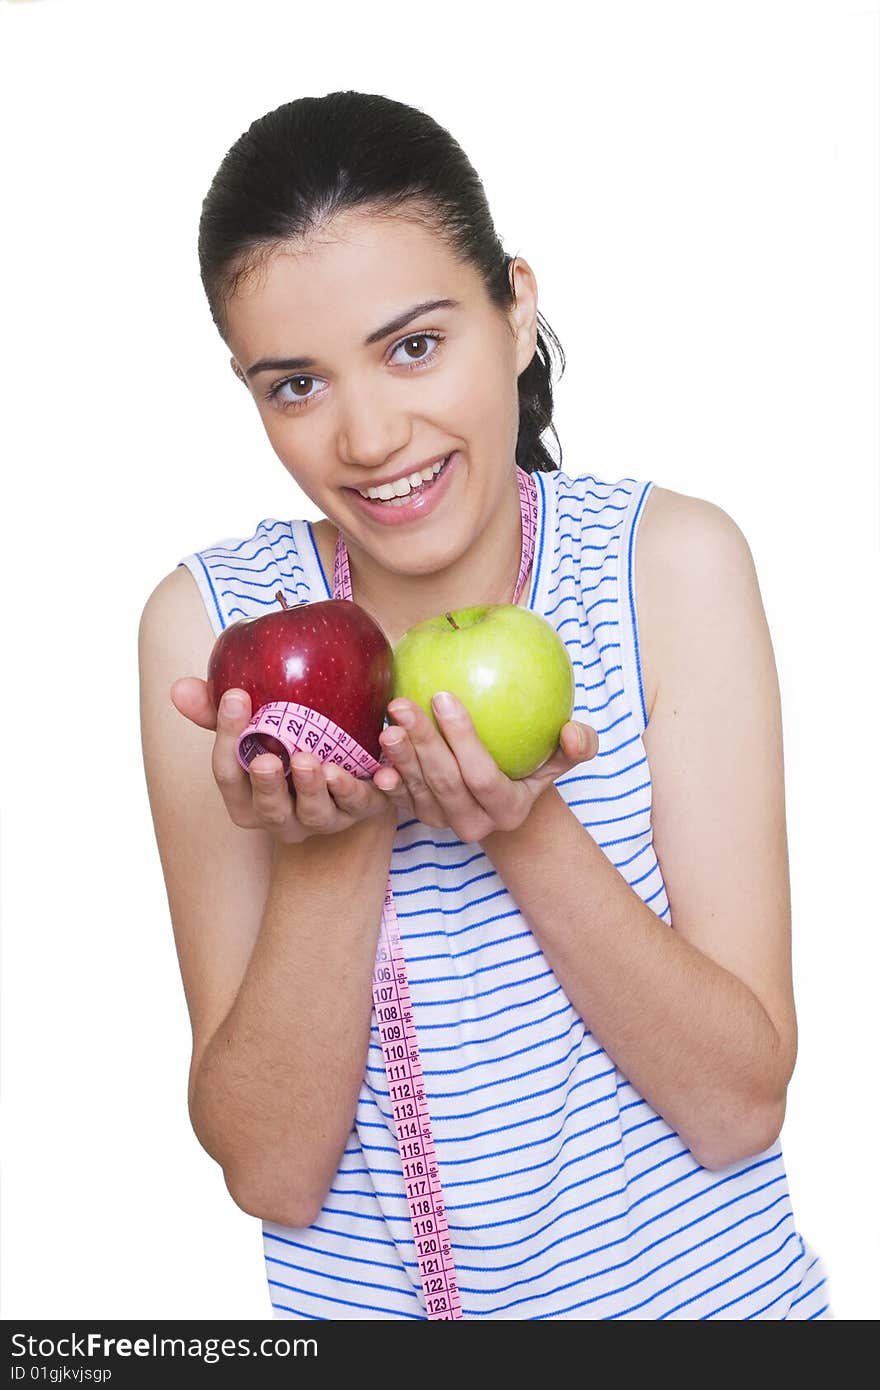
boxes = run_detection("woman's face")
[223,211,538,579]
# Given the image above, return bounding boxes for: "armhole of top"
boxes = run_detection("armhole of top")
[295,519,333,600]
[617,480,655,737]
[176,520,308,637]
[176,554,226,637]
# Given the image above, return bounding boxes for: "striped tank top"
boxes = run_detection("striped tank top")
[178,466,831,1320]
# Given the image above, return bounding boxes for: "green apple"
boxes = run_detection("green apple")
[390,605,575,779]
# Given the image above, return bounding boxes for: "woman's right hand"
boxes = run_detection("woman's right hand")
[170,677,399,842]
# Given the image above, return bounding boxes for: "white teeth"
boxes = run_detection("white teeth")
[358,456,448,501]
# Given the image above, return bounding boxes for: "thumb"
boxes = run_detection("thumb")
[560,721,599,763]
[170,676,221,731]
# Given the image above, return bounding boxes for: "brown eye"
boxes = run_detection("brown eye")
[389,332,444,368]
[268,375,320,410]
[403,336,429,359]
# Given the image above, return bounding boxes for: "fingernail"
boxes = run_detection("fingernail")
[292,756,315,774]
[222,693,246,718]
[432,691,457,717]
[388,703,415,727]
[383,730,405,748]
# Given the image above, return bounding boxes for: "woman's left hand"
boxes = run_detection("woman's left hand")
[370,692,600,842]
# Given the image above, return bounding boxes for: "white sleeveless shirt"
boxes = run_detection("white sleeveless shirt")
[179,467,831,1320]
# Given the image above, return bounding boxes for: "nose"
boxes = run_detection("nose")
[336,377,411,473]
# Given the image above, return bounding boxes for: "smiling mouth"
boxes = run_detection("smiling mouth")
[355,456,450,506]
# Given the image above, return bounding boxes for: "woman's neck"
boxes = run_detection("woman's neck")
[338,468,528,646]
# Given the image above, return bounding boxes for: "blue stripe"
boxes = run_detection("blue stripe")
[366,1064,629,1141]
[628,481,653,729]
[557,481,637,503]
[265,1238,410,1275]
[200,518,290,556]
[271,1301,327,1319]
[267,1255,419,1302]
[388,866,499,896]
[372,966,556,1014]
[653,1232,801,1320]
[528,468,547,612]
[556,503,628,521]
[546,570,580,599]
[211,547,304,575]
[367,999,574,1057]
[213,568,304,590]
[397,897,515,925]
[268,1279,423,1318]
[304,520,333,599]
[556,754,647,785]
[367,1003,576,1067]
[556,531,624,551]
[367,1037,591,1105]
[361,1054,612,1132]
[265,1218,402,1250]
[374,982,566,1031]
[394,946,544,986]
[220,586,300,608]
[544,580,612,618]
[568,779,653,808]
[389,847,487,873]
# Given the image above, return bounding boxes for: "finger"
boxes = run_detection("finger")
[381,711,452,822]
[371,763,403,793]
[249,751,299,831]
[326,763,401,817]
[424,692,509,810]
[369,761,416,819]
[288,752,338,828]
[558,721,600,764]
[211,689,257,822]
[374,733,418,798]
[170,676,218,731]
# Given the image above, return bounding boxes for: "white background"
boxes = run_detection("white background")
[1,0,877,1321]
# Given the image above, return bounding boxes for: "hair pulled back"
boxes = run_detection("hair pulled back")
[198,91,564,474]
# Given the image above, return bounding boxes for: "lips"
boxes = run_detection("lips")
[346,451,458,527]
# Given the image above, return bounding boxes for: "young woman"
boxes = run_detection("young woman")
[138,90,831,1320]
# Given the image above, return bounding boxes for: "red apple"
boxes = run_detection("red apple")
[206,592,393,761]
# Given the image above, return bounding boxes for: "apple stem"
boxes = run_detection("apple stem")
[445,611,460,630]
[276,590,289,610]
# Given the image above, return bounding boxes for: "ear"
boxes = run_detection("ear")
[507,256,540,375]
[230,357,246,383]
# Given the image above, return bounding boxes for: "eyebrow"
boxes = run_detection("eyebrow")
[243,298,461,379]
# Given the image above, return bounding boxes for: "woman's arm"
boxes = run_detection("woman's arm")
[139,568,397,1227]
[190,819,397,1226]
[478,489,797,1170]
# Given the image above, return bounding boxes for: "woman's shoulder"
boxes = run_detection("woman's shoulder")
[637,483,754,578]
[635,484,761,722]
[139,564,216,660]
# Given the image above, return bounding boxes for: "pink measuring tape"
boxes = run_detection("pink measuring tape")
[236,466,538,1319]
